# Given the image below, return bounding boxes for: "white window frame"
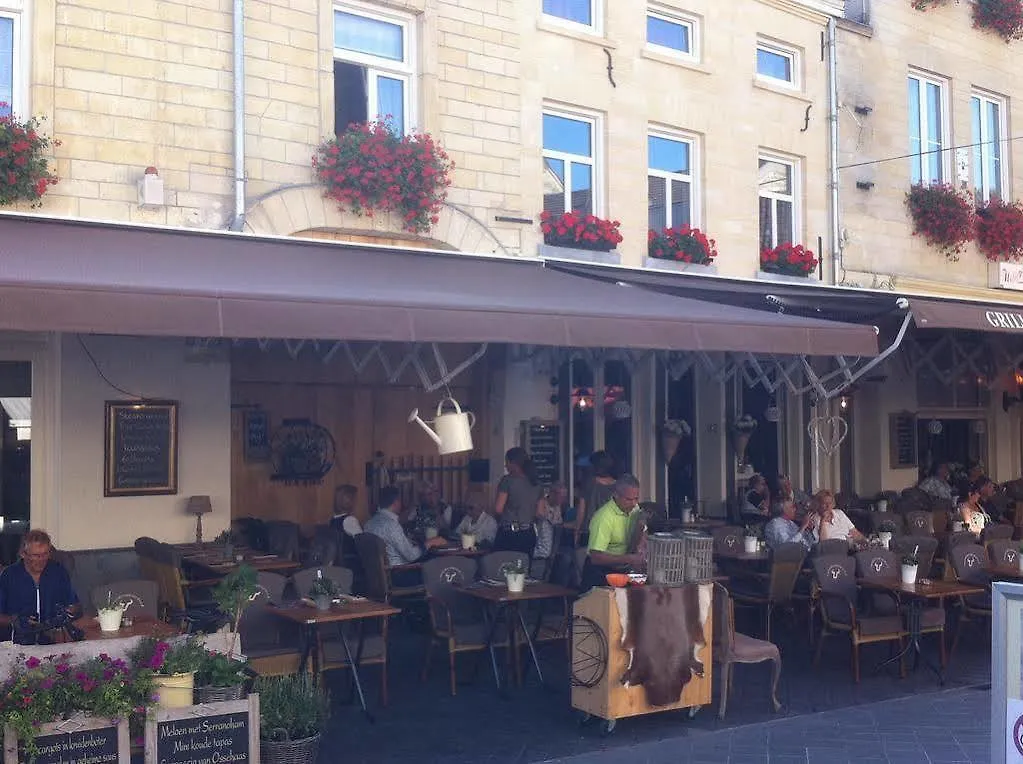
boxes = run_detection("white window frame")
[755,39,799,89]
[542,107,603,217]
[758,153,799,249]
[645,5,699,62]
[907,70,950,185]
[541,0,602,35]
[971,89,1008,204]
[0,2,26,117]
[647,128,699,230]
[333,1,416,132]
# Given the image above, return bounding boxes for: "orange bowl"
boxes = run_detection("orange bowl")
[605,573,629,588]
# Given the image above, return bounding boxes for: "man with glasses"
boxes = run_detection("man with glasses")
[581,475,646,589]
[0,530,81,644]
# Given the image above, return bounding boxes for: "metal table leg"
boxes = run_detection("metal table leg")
[482,603,504,693]
[297,624,315,678]
[337,622,374,723]
[514,603,544,685]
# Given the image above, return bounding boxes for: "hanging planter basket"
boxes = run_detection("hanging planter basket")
[905,183,975,261]
[976,197,1023,261]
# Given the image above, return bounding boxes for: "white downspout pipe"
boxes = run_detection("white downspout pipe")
[826,17,841,284]
[230,0,246,231]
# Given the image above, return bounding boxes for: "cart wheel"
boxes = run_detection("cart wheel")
[570,616,608,688]
[687,706,700,719]
[576,711,594,727]
[602,719,616,736]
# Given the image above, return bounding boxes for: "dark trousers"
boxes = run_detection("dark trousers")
[494,527,536,556]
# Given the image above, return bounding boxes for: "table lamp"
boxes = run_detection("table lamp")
[186,495,213,544]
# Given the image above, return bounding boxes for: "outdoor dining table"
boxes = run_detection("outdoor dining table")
[455,580,575,693]
[990,563,1023,581]
[715,549,770,563]
[70,614,179,642]
[180,549,301,576]
[269,598,400,722]
[859,578,985,684]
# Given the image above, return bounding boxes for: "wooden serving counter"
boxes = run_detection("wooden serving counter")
[570,584,712,730]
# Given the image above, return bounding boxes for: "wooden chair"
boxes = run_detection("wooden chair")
[730,542,806,640]
[420,556,508,695]
[90,579,159,619]
[948,543,992,660]
[479,551,529,582]
[712,582,781,720]
[241,572,304,677]
[812,555,905,683]
[988,538,1020,566]
[903,511,934,535]
[353,532,424,602]
[149,542,221,632]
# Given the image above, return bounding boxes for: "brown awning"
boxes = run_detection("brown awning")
[910,297,1023,334]
[0,214,878,356]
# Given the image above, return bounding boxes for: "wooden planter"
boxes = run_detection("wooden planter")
[538,243,620,265]
[644,257,718,275]
[4,715,128,764]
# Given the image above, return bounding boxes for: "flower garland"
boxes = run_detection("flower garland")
[0,106,59,208]
[976,197,1023,261]
[905,183,975,261]
[648,225,717,264]
[760,242,819,277]
[312,119,453,234]
[973,0,1023,41]
[540,210,623,251]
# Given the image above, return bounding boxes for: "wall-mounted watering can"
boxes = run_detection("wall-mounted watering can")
[408,397,476,455]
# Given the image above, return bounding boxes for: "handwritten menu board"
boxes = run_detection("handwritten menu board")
[104,400,178,497]
[521,420,561,486]
[243,409,271,462]
[888,412,918,469]
[146,697,258,764]
[4,716,127,764]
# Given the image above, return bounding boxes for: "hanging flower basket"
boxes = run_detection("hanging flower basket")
[976,197,1023,261]
[648,225,717,264]
[312,119,453,234]
[0,106,59,208]
[759,242,818,277]
[973,0,1023,42]
[540,210,623,252]
[905,183,975,261]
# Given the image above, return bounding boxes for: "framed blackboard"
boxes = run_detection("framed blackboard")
[5,715,127,764]
[145,696,259,764]
[888,412,918,470]
[521,419,561,486]
[104,400,179,497]
[243,409,271,462]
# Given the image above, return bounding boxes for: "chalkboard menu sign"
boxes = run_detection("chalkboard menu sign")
[146,697,259,764]
[888,412,918,470]
[4,716,127,764]
[242,409,271,462]
[104,400,179,497]
[521,420,561,486]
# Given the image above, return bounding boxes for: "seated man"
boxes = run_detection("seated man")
[408,481,453,536]
[764,500,815,551]
[453,501,498,546]
[364,486,446,586]
[582,475,645,589]
[813,490,867,546]
[0,530,81,644]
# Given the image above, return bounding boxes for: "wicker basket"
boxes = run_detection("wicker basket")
[261,734,321,764]
[647,532,687,586]
[679,530,713,583]
[196,684,245,703]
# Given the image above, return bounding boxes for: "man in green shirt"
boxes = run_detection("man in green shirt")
[583,475,644,588]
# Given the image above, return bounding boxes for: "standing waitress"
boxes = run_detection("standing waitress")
[493,447,543,554]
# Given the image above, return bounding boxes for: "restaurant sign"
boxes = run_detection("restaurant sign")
[991,261,1023,292]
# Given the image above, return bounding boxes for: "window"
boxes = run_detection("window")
[0,10,21,118]
[543,0,595,28]
[646,8,696,58]
[758,155,796,249]
[756,41,797,87]
[907,72,948,185]
[648,132,696,230]
[333,5,414,135]
[971,91,1007,204]
[543,110,598,216]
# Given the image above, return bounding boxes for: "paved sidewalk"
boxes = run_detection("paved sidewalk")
[542,686,992,764]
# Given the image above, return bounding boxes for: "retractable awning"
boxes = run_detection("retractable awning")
[0,214,878,356]
[909,296,1023,334]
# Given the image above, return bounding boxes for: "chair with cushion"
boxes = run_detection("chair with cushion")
[904,511,934,536]
[265,521,301,562]
[816,539,850,557]
[981,523,1014,544]
[149,542,222,632]
[90,579,159,620]
[301,526,338,570]
[354,532,425,602]
[479,552,530,582]
[712,582,781,720]
[711,526,744,556]
[988,538,1020,567]
[892,536,938,578]
[420,556,508,695]
[948,543,993,659]
[241,572,304,677]
[730,543,806,640]
[812,555,905,683]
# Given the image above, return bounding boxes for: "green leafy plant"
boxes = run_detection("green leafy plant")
[255,674,329,742]
[195,651,248,689]
[0,107,59,208]
[308,576,340,599]
[212,530,233,545]
[128,636,205,676]
[901,554,920,567]
[743,525,762,539]
[213,564,262,657]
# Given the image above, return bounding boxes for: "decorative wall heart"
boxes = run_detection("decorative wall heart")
[807,415,848,458]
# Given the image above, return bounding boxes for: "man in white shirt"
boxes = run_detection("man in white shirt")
[918,463,953,501]
[454,502,498,546]
[364,486,446,568]
[813,491,866,545]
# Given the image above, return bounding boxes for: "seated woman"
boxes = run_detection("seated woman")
[813,490,867,546]
[959,480,993,535]
[741,474,771,524]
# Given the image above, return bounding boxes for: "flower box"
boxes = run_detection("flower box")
[976,197,1023,262]
[756,268,815,284]
[0,110,59,208]
[4,715,128,764]
[538,243,620,265]
[539,211,623,254]
[644,257,718,275]
[759,243,819,278]
[905,183,974,261]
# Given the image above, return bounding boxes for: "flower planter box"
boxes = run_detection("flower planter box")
[4,715,128,764]
[644,257,718,276]
[538,243,620,265]
[756,269,816,284]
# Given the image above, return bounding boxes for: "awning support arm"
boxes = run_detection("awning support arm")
[816,311,913,401]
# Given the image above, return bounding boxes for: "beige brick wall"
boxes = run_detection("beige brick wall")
[23,0,833,268]
[838,0,1023,298]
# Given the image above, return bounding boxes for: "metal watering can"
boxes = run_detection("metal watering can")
[408,397,476,455]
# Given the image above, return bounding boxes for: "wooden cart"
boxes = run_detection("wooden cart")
[570,584,712,734]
